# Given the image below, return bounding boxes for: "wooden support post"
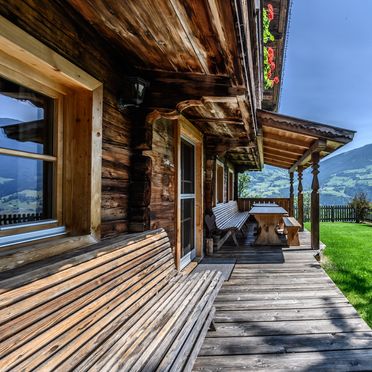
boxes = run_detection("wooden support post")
[205,158,216,215]
[297,166,304,231]
[234,170,239,202]
[311,152,320,250]
[289,171,294,217]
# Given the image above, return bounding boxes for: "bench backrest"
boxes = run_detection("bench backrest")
[0,228,176,370]
[213,201,239,229]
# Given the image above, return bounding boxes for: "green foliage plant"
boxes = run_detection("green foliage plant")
[263,4,279,89]
[349,192,370,223]
[238,172,250,198]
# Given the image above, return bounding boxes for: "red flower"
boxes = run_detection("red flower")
[268,4,274,12]
[267,47,274,57]
[270,62,276,70]
[273,76,280,84]
[267,70,272,78]
[268,11,274,21]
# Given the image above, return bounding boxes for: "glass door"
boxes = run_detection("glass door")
[180,138,196,268]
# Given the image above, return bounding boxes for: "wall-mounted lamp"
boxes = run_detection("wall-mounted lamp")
[118,76,149,110]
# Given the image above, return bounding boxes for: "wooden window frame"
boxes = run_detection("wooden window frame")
[228,168,234,201]
[215,160,225,205]
[175,116,203,270]
[0,16,102,249]
[0,80,63,236]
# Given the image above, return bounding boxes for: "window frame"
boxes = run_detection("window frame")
[215,160,225,205]
[228,168,234,201]
[0,78,63,236]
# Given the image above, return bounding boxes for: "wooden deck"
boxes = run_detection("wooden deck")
[194,230,372,371]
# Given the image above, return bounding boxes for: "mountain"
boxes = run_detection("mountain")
[245,144,372,204]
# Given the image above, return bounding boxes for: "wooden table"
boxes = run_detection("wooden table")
[252,202,279,207]
[249,206,288,246]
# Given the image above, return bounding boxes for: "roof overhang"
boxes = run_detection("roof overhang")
[257,109,355,171]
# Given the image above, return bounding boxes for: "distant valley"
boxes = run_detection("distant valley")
[244,143,372,205]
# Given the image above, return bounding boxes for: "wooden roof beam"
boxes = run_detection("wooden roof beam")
[144,73,246,109]
[188,117,243,124]
[263,133,312,149]
[258,109,355,143]
[264,148,301,160]
[205,136,254,157]
[264,156,293,167]
[289,140,327,173]
[264,150,299,163]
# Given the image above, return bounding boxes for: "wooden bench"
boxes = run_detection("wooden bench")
[282,216,301,246]
[205,201,250,250]
[0,228,223,371]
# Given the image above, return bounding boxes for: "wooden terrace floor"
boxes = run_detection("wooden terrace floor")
[194,230,372,371]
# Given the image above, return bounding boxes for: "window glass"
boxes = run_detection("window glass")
[181,139,194,194]
[0,77,55,227]
[217,164,224,203]
[181,198,195,256]
[0,77,54,155]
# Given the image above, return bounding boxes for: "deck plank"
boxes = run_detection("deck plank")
[194,230,372,371]
[194,350,372,371]
[200,332,372,355]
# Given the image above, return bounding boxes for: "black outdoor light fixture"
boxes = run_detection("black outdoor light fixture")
[118,76,149,110]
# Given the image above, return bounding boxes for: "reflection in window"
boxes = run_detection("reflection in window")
[0,77,53,155]
[0,155,52,218]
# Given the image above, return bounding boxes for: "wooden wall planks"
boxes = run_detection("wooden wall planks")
[144,118,177,247]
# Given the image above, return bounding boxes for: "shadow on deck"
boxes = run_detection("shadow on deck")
[194,228,372,371]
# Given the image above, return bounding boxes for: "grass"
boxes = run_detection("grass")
[305,222,372,327]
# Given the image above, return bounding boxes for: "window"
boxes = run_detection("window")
[216,161,224,204]
[228,169,234,201]
[0,77,57,227]
[0,15,103,251]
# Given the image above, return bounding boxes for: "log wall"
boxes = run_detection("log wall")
[144,119,177,247]
[0,0,133,238]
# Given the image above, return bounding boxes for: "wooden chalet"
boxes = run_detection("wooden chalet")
[1,1,368,371]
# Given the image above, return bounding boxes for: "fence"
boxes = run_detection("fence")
[294,205,356,223]
[0,213,44,226]
[237,200,366,223]
[365,209,372,222]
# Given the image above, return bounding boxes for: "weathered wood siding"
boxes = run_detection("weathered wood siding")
[144,120,177,246]
[0,0,132,238]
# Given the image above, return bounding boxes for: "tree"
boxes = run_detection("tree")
[350,192,370,223]
[238,172,250,198]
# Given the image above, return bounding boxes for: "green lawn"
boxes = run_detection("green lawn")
[305,222,372,327]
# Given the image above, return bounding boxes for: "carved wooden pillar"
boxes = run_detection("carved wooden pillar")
[297,165,304,231]
[289,171,294,216]
[311,152,320,250]
[205,158,216,215]
[129,110,152,233]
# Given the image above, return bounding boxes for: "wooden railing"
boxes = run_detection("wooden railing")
[0,213,43,226]
[365,209,372,222]
[237,198,290,212]
[294,205,356,223]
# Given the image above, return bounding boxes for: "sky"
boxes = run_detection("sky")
[279,0,372,156]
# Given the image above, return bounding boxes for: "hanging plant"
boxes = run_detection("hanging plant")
[263,4,275,43]
[263,4,279,89]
